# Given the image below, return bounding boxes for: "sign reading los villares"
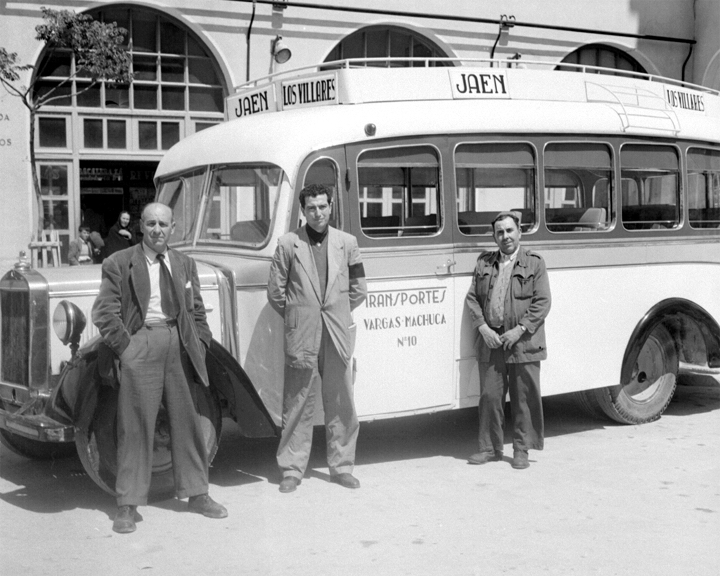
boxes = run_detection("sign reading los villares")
[664,85,705,113]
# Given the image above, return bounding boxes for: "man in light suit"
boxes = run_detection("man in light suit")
[92,202,227,533]
[267,184,367,493]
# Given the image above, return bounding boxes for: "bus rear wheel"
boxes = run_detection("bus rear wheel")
[576,324,678,424]
[75,383,222,500]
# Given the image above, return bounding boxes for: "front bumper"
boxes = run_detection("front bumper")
[0,396,74,443]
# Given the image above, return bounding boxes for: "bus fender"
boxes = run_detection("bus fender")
[206,339,280,438]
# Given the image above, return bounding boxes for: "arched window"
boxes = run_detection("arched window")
[557,44,646,75]
[34,5,225,114]
[325,26,450,67]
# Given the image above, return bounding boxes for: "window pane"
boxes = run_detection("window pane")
[76,82,101,107]
[37,51,71,77]
[161,57,185,82]
[187,35,207,57]
[132,13,157,53]
[157,169,206,243]
[188,58,218,85]
[134,85,158,109]
[342,32,364,60]
[34,81,72,107]
[160,21,185,55]
[162,86,185,110]
[189,87,223,112]
[688,148,720,229]
[366,29,388,63]
[455,143,536,235]
[133,55,157,81]
[43,199,69,230]
[195,122,219,133]
[197,165,283,247]
[139,121,157,149]
[84,119,104,148]
[161,122,180,150]
[107,120,127,149]
[104,84,129,108]
[544,143,612,232]
[621,145,680,230]
[40,165,68,196]
[358,146,440,238]
[101,8,130,41]
[38,117,67,147]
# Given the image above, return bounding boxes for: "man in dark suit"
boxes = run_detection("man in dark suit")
[267,184,367,493]
[92,202,227,533]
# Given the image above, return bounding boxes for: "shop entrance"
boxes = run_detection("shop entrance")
[79,160,158,239]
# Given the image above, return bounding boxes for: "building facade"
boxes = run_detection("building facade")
[0,0,718,267]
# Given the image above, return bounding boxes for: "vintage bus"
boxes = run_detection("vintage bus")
[2,58,719,495]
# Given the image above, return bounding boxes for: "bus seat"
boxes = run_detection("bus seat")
[403,214,438,236]
[457,211,495,235]
[230,220,270,243]
[361,215,401,237]
[573,207,607,231]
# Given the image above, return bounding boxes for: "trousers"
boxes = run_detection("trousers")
[277,322,359,480]
[478,346,544,453]
[116,324,209,506]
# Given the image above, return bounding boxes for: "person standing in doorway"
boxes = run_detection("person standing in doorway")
[104,210,137,257]
[465,211,551,469]
[267,184,367,493]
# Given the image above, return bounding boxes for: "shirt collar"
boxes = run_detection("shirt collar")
[141,242,168,263]
[499,246,520,263]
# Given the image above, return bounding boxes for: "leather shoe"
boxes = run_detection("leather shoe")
[112,505,137,534]
[279,476,301,493]
[512,450,530,469]
[188,494,228,518]
[330,473,360,489]
[468,451,503,465]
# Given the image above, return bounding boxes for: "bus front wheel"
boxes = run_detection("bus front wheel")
[577,324,678,425]
[75,382,222,500]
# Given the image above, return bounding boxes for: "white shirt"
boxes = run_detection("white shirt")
[142,243,174,322]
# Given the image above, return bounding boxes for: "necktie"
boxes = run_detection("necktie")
[156,253,178,318]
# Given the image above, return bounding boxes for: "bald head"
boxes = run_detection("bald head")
[141,203,175,253]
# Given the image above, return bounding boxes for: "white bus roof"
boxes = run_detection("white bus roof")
[156,59,720,182]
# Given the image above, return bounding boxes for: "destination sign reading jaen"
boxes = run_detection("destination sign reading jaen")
[449,69,510,100]
[227,85,277,120]
[280,73,337,110]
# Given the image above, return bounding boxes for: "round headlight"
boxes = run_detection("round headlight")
[52,300,87,346]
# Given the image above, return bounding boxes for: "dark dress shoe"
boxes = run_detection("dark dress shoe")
[468,451,503,465]
[112,505,137,534]
[330,473,360,489]
[512,450,530,469]
[188,494,228,518]
[279,476,301,493]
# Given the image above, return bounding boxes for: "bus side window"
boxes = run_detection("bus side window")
[687,148,720,229]
[357,146,440,238]
[302,158,341,229]
[544,143,612,232]
[455,142,535,235]
[621,145,680,230]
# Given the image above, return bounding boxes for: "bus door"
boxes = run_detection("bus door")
[451,141,540,406]
[345,141,457,417]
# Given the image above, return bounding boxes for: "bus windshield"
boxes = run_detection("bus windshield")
[157,163,284,247]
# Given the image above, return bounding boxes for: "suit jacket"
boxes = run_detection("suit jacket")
[267,226,367,369]
[92,243,212,386]
[466,246,551,364]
